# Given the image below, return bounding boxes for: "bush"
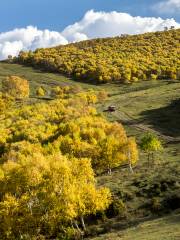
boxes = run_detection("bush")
[51,86,64,98]
[36,87,46,97]
[2,75,29,99]
[106,198,127,217]
[151,197,162,212]
[151,74,157,80]
[97,90,108,102]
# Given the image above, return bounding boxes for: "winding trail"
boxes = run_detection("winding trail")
[112,109,180,143]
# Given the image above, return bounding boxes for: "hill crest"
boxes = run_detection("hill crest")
[15,29,180,83]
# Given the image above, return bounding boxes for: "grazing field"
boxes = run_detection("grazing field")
[0,62,97,94]
[97,78,180,162]
[0,61,179,177]
[0,62,180,239]
[89,211,180,240]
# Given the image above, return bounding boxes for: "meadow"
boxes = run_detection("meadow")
[89,211,180,240]
[0,62,179,239]
[1,62,179,160]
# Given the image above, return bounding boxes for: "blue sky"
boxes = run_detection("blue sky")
[0,0,179,60]
[0,0,179,32]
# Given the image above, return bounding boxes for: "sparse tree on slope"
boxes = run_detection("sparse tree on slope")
[140,133,163,166]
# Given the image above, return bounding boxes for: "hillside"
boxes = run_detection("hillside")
[0,62,180,239]
[15,29,180,83]
[1,0,180,237]
[89,211,180,240]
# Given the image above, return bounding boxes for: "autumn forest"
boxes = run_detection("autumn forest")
[16,29,180,83]
[0,28,180,240]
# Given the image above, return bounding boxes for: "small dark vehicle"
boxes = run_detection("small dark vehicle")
[107,105,116,112]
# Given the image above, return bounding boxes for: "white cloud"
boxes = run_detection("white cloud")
[0,41,23,60]
[0,10,180,60]
[30,29,68,50]
[62,10,180,41]
[0,26,68,60]
[153,0,180,13]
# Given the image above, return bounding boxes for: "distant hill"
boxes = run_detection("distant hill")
[15,29,180,83]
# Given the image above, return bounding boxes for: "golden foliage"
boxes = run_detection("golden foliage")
[0,90,138,238]
[16,29,180,83]
[2,75,29,99]
[36,86,45,96]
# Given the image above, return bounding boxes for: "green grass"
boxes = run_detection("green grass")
[0,61,179,184]
[100,80,180,138]
[89,211,180,240]
[0,62,101,95]
[0,62,180,239]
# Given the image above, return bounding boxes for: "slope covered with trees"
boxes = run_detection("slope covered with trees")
[0,63,179,239]
[0,78,138,239]
[15,29,180,83]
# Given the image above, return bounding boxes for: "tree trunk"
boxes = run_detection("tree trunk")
[71,220,75,231]
[129,161,134,174]
[152,152,154,166]
[74,220,83,235]
[81,216,86,231]
[128,150,134,174]
[107,167,112,175]
[148,152,150,167]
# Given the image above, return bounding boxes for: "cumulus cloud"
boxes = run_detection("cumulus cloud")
[0,26,68,60]
[62,10,180,41]
[0,41,23,60]
[153,0,180,14]
[0,10,180,60]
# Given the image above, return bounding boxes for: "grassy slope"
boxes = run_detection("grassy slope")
[97,79,180,161]
[0,62,99,94]
[89,211,180,240]
[0,62,180,239]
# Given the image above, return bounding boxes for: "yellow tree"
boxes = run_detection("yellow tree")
[2,76,29,99]
[140,133,163,166]
[0,93,14,114]
[36,86,46,97]
[0,153,111,238]
[97,90,108,102]
[70,158,111,231]
[77,91,97,106]
[125,137,139,173]
[99,136,125,175]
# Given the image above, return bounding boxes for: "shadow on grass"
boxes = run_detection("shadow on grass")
[140,98,180,137]
[166,211,180,224]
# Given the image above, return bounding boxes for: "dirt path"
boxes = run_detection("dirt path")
[112,109,180,143]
